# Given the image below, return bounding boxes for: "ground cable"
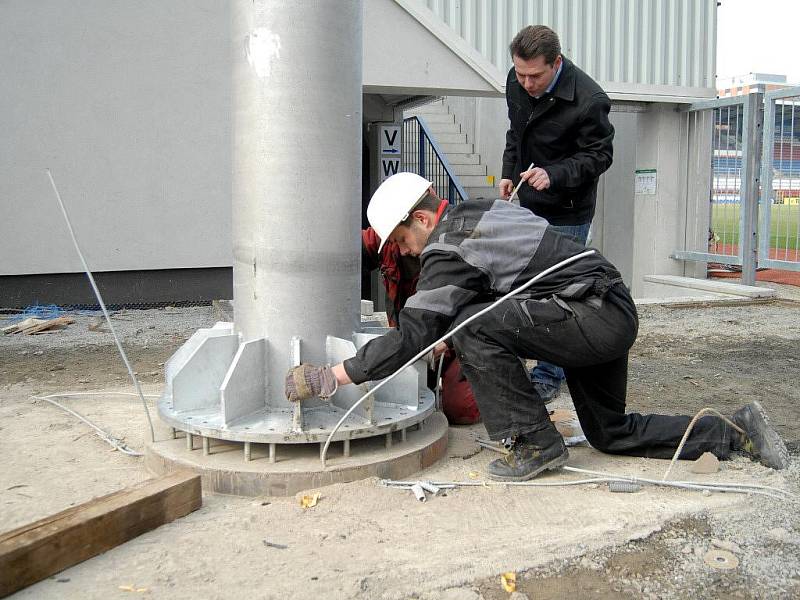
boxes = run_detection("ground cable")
[46,169,156,443]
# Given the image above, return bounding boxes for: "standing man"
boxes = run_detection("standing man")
[285,175,789,481]
[499,25,614,402]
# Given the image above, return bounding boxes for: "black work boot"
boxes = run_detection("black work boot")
[732,401,790,470]
[487,434,569,481]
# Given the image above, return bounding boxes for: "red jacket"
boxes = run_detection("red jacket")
[361,200,448,327]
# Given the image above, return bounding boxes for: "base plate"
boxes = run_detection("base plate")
[145,412,449,496]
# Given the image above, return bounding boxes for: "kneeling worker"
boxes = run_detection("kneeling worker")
[362,200,479,425]
[286,173,789,481]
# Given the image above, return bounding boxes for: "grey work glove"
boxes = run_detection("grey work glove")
[285,364,338,402]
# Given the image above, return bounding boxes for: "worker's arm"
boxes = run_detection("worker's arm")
[500,70,521,199]
[500,125,519,199]
[285,251,488,401]
[362,227,382,271]
[540,93,614,190]
[342,250,487,384]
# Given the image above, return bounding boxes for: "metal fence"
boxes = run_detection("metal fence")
[402,116,468,204]
[673,94,761,284]
[759,87,800,272]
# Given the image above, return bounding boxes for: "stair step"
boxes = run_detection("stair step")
[445,153,481,165]
[412,102,447,113]
[451,163,487,176]
[431,132,467,144]
[425,122,461,135]
[458,174,495,187]
[439,142,473,154]
[464,186,501,201]
[411,112,455,124]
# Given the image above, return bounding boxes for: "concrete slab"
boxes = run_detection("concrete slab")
[643,275,776,298]
[145,412,449,496]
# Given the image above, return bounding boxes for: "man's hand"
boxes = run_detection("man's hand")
[499,179,514,199]
[521,167,551,191]
[285,364,338,402]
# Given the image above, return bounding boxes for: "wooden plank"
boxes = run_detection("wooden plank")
[0,471,201,598]
[2,318,45,335]
[22,316,75,335]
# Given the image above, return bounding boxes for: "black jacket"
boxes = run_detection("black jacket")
[502,57,614,226]
[343,199,623,384]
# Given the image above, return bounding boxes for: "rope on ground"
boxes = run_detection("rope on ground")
[662,407,746,482]
[32,393,145,456]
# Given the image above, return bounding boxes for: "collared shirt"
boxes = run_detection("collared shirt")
[532,58,563,99]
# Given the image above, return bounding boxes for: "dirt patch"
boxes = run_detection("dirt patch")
[1,299,799,599]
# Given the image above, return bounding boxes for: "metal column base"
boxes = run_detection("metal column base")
[145,413,448,497]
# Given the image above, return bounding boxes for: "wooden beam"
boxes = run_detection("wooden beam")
[0,471,201,598]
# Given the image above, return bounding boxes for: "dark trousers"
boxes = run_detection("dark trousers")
[451,285,734,460]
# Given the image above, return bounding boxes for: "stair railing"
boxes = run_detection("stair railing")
[402,116,469,204]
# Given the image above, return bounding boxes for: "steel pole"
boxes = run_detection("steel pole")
[231,0,362,403]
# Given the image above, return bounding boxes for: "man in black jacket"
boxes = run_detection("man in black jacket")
[285,174,789,481]
[499,25,615,402]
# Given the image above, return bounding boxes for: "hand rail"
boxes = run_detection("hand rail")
[402,115,469,204]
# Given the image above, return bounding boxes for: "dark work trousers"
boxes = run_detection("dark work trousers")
[451,285,734,460]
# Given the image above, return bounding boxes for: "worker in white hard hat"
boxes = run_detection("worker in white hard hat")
[361,175,480,424]
[285,173,789,481]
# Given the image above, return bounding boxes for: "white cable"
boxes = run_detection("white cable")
[321,250,597,468]
[46,169,155,442]
[32,394,143,456]
[434,352,445,411]
[661,407,745,481]
[380,474,796,500]
[563,466,796,500]
[33,391,160,399]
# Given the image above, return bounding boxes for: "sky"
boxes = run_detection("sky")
[716,0,800,85]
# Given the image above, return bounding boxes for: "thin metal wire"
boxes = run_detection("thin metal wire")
[46,169,156,443]
[32,394,143,456]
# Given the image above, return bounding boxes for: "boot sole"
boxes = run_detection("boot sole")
[487,449,569,482]
[746,401,790,470]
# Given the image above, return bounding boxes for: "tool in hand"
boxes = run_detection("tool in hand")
[509,162,535,202]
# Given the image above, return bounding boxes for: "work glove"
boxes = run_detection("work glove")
[285,364,338,402]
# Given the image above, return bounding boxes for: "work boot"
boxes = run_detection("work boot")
[732,401,790,470]
[487,434,569,481]
[532,381,560,404]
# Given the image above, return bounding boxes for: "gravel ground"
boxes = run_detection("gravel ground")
[1,293,799,599]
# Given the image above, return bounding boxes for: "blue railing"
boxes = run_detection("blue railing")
[402,116,469,204]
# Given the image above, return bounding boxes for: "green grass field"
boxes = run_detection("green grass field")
[711,203,800,250]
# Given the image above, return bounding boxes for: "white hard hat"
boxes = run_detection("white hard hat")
[367,173,432,252]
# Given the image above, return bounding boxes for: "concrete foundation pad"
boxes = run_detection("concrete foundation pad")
[145,412,449,496]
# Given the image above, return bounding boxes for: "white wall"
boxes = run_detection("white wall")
[0,1,233,275]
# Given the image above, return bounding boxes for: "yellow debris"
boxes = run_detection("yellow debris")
[500,571,516,593]
[300,492,321,508]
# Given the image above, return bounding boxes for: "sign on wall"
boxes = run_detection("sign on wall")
[634,169,657,195]
[379,125,401,182]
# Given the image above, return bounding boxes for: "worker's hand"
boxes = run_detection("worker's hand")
[521,167,551,191]
[285,364,338,402]
[432,342,448,359]
[499,179,514,199]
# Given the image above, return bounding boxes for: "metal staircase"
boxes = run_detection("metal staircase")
[405,99,498,201]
